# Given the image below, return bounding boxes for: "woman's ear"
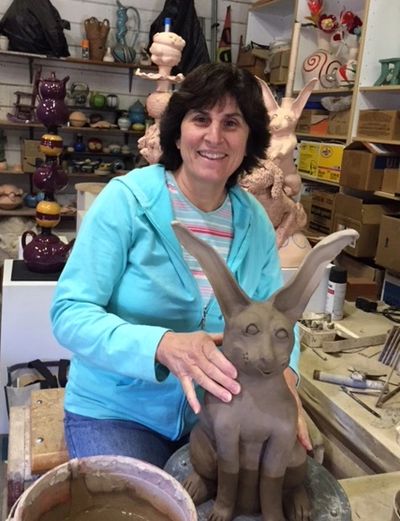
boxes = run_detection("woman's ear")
[176,138,180,150]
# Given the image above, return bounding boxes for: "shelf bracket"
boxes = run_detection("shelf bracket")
[128,67,134,93]
[29,58,34,83]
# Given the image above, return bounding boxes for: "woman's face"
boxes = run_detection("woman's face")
[176,96,250,190]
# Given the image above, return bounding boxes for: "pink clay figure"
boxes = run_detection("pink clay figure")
[136,32,186,164]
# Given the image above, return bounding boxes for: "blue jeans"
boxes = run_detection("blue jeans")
[64,410,189,468]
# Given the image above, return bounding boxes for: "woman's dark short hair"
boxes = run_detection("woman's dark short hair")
[159,63,269,188]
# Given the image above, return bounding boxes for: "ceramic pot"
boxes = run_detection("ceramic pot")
[0,184,23,210]
[117,116,130,131]
[22,230,75,273]
[33,161,68,194]
[7,456,196,521]
[302,31,342,89]
[90,91,106,109]
[106,94,119,108]
[70,82,89,105]
[36,72,70,128]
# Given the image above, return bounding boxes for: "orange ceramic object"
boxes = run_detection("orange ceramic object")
[36,200,61,228]
[40,134,63,157]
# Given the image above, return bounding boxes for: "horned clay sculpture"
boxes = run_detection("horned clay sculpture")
[172,221,359,521]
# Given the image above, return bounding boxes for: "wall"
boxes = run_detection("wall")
[0,0,253,166]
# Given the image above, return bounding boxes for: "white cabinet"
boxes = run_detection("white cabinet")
[0,259,70,434]
[245,0,296,46]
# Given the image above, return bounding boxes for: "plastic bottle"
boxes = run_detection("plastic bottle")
[325,266,347,320]
[164,17,171,32]
[81,39,90,60]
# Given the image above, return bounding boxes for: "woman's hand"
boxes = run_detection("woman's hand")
[283,367,313,452]
[156,331,241,414]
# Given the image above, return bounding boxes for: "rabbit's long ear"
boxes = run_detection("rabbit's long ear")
[256,76,279,114]
[273,229,359,323]
[172,221,250,320]
[292,78,318,120]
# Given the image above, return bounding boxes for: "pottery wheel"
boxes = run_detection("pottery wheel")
[164,444,351,521]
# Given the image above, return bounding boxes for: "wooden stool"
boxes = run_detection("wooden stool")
[7,388,68,511]
[374,57,400,86]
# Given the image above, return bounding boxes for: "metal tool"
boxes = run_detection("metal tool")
[313,370,385,390]
[341,385,382,418]
[376,326,400,408]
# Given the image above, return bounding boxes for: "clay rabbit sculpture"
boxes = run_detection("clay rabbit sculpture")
[257,77,318,197]
[172,221,359,521]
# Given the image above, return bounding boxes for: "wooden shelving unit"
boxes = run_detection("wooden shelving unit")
[300,173,340,187]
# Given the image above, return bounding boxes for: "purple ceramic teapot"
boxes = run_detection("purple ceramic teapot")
[33,161,68,194]
[22,230,75,273]
[36,72,70,128]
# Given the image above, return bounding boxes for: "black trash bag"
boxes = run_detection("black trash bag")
[0,0,70,57]
[148,0,210,75]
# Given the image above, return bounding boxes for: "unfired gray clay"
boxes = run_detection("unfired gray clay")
[172,222,359,521]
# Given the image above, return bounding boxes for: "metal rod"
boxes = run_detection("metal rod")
[341,386,382,418]
[210,0,218,63]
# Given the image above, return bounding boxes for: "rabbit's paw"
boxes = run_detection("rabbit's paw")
[183,471,215,505]
[283,484,311,521]
[208,504,235,521]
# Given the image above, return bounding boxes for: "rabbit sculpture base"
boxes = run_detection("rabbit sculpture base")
[172,222,359,521]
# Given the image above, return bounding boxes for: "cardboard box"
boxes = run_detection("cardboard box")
[340,142,400,191]
[381,168,400,194]
[317,143,345,183]
[269,49,290,84]
[328,109,350,136]
[300,194,312,224]
[21,140,45,173]
[297,141,320,177]
[375,215,400,272]
[332,193,388,257]
[357,110,400,140]
[308,189,337,235]
[297,109,329,134]
[381,271,400,307]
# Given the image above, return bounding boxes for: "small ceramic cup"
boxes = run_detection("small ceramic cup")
[0,35,9,51]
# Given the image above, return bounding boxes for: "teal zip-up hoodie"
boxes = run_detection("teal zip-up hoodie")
[51,164,300,440]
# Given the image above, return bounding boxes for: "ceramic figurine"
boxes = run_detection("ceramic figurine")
[112,1,141,63]
[239,78,317,267]
[173,222,359,521]
[136,30,186,163]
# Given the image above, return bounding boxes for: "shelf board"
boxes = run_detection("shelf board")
[296,132,347,141]
[250,0,294,15]
[0,207,76,217]
[373,190,400,201]
[353,136,400,146]
[300,173,340,187]
[359,85,400,93]
[294,88,353,95]
[0,120,144,136]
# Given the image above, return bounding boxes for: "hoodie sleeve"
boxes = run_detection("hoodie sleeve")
[50,177,170,383]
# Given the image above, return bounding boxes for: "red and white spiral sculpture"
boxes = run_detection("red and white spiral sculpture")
[302,49,342,89]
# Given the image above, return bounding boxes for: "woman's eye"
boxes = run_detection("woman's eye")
[275,328,289,339]
[193,115,208,124]
[245,323,259,335]
[224,119,239,128]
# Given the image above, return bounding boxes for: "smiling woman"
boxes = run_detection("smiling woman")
[50,62,308,470]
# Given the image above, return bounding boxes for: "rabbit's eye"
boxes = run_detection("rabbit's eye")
[270,113,278,119]
[284,115,292,121]
[275,328,289,339]
[245,323,259,335]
